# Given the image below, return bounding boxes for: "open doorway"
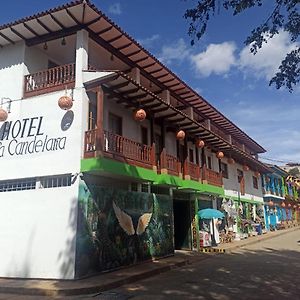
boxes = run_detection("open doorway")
[173,199,192,250]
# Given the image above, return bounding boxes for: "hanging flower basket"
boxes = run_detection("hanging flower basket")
[133,108,146,121]
[58,95,73,110]
[227,158,235,164]
[216,151,224,159]
[195,138,205,148]
[0,108,8,122]
[243,165,250,171]
[176,130,185,140]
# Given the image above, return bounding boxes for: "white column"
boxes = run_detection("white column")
[75,29,89,88]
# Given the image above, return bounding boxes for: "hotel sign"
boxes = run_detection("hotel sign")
[0,116,67,158]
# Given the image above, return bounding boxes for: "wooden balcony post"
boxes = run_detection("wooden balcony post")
[183,139,189,180]
[151,142,157,172]
[96,86,104,156]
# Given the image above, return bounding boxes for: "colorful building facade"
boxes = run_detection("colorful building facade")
[0,1,270,279]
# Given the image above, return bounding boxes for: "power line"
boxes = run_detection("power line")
[258,155,299,165]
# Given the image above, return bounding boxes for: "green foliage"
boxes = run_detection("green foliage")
[288,167,300,176]
[184,0,300,92]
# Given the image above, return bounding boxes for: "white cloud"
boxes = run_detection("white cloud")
[191,42,237,77]
[239,31,299,80]
[159,38,191,64]
[108,3,122,15]
[137,34,160,48]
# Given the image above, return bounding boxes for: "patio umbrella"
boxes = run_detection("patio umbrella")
[198,208,224,220]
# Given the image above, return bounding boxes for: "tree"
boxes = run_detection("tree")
[184,0,300,92]
[288,167,300,176]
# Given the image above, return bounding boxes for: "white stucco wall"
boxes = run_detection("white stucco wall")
[0,185,78,279]
[222,158,263,202]
[0,42,25,101]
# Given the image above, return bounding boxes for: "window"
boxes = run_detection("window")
[40,174,72,189]
[141,183,150,193]
[141,126,148,145]
[207,156,212,169]
[220,162,229,178]
[0,174,72,193]
[0,177,36,192]
[108,113,122,135]
[189,149,194,163]
[253,176,258,189]
[237,169,244,183]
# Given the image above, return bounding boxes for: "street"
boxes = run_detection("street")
[0,229,299,300]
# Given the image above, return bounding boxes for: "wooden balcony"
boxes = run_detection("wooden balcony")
[84,129,155,170]
[24,63,75,98]
[202,166,223,187]
[160,149,181,177]
[184,161,201,181]
[84,129,223,187]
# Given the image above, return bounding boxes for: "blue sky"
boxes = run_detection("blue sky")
[1,0,300,164]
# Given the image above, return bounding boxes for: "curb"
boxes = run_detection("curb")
[223,226,300,252]
[0,259,189,297]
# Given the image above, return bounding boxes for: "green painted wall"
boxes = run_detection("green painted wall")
[81,157,225,196]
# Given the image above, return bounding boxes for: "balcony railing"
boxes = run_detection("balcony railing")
[160,150,181,176]
[184,161,201,181]
[202,166,223,187]
[24,63,75,97]
[84,129,223,187]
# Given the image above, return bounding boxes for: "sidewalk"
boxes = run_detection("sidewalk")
[0,226,298,297]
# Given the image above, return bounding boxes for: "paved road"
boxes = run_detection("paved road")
[0,229,299,300]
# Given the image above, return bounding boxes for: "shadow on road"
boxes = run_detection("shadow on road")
[118,247,300,300]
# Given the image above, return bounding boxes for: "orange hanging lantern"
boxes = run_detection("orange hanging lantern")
[288,203,292,208]
[216,151,224,159]
[243,165,249,171]
[268,200,274,206]
[133,108,146,121]
[176,130,185,140]
[293,205,297,208]
[0,108,8,122]
[58,95,73,110]
[227,158,235,164]
[195,138,205,148]
[254,171,260,177]
[281,202,286,208]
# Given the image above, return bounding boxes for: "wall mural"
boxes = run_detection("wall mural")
[75,181,174,278]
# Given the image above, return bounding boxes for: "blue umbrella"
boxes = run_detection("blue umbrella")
[198,208,224,219]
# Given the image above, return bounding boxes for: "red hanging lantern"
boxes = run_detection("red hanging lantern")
[293,205,297,208]
[195,138,205,148]
[227,158,235,164]
[288,203,292,208]
[216,151,224,159]
[254,171,260,177]
[281,202,286,208]
[243,165,249,171]
[176,130,185,140]
[268,200,274,206]
[58,95,73,110]
[0,108,8,122]
[133,108,146,121]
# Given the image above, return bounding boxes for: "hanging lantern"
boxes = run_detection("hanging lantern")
[216,151,224,159]
[58,95,73,110]
[288,203,291,208]
[281,202,286,208]
[268,200,274,206]
[254,171,260,177]
[176,130,185,140]
[133,108,146,121]
[227,157,235,164]
[243,165,249,171]
[195,138,205,148]
[0,108,8,122]
[293,205,297,208]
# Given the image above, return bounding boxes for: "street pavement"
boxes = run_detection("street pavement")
[0,228,299,300]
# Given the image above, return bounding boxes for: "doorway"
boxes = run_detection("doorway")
[173,199,192,250]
